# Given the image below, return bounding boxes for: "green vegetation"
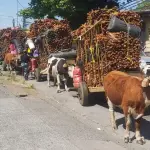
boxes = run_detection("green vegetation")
[135,0,150,11]
[19,0,119,29]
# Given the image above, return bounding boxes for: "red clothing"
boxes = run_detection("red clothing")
[9,44,15,51]
[9,44,17,55]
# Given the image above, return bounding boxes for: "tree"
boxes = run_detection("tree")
[135,0,150,11]
[19,0,119,29]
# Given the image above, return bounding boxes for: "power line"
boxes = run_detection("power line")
[0,17,14,20]
[0,15,15,19]
[0,16,16,27]
[17,0,19,26]
[17,0,25,9]
[16,0,25,27]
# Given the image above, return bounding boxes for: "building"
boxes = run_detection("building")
[135,10,150,54]
[120,0,150,54]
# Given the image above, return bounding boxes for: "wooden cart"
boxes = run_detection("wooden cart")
[77,70,143,106]
[77,82,104,106]
[75,20,144,106]
[34,50,77,82]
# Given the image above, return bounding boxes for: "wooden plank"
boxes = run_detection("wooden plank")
[66,59,76,65]
[126,70,144,78]
[88,86,105,92]
[40,68,48,75]
[75,20,109,40]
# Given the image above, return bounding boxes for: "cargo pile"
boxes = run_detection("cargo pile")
[74,7,142,87]
[28,19,72,69]
[0,28,11,57]
[0,28,26,57]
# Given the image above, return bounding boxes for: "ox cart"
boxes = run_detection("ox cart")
[75,14,143,106]
[34,49,77,82]
[77,68,143,106]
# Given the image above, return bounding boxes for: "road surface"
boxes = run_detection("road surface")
[0,78,150,150]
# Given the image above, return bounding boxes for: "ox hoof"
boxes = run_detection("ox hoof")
[136,137,145,145]
[65,88,69,92]
[112,123,117,130]
[48,84,51,87]
[113,125,118,130]
[124,137,132,143]
[57,90,61,93]
[124,137,129,143]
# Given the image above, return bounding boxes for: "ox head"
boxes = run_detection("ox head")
[63,63,68,68]
[62,61,68,71]
[58,59,69,76]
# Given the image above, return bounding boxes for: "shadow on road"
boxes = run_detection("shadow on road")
[141,118,150,140]
[88,92,150,141]
[117,117,150,140]
[25,74,150,141]
[89,92,123,114]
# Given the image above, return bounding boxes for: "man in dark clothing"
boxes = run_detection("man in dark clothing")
[21,50,31,80]
[21,51,30,63]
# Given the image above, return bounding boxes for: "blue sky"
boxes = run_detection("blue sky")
[0,0,140,29]
[0,0,30,29]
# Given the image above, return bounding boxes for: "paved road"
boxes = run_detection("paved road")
[0,79,150,150]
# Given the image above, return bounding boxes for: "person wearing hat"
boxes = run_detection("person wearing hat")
[20,49,31,80]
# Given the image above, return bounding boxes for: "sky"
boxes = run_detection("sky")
[0,0,141,29]
[0,0,31,29]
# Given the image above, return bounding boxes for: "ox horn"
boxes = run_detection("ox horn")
[63,63,68,68]
[147,76,150,86]
[141,77,149,87]
[135,114,144,120]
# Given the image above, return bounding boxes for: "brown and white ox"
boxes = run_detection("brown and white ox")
[103,70,150,145]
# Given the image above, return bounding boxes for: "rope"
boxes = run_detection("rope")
[89,28,95,63]
[123,17,133,65]
[126,23,134,65]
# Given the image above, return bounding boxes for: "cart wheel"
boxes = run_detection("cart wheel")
[78,82,89,106]
[35,68,40,82]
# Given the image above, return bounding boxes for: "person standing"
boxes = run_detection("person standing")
[25,38,35,57]
[9,41,17,55]
[20,50,31,80]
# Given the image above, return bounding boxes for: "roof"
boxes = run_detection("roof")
[134,9,150,14]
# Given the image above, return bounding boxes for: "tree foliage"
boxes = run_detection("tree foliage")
[19,8,34,18]
[19,0,119,29]
[136,0,150,11]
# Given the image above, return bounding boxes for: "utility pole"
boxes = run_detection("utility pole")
[22,16,26,29]
[17,0,18,26]
[12,18,15,27]
[0,15,16,27]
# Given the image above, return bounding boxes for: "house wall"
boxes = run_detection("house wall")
[140,15,150,52]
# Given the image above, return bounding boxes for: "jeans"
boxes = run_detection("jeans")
[21,63,29,80]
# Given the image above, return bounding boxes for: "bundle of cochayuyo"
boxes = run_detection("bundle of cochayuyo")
[0,28,26,58]
[72,7,142,87]
[28,19,72,69]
